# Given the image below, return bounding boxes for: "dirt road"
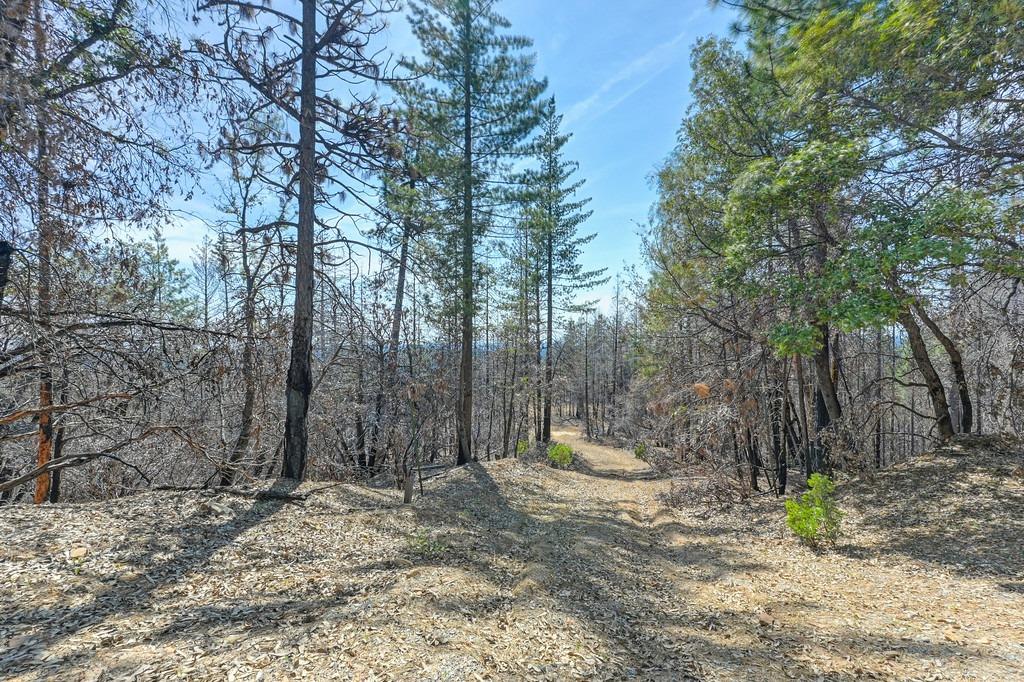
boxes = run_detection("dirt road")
[1,426,1022,680]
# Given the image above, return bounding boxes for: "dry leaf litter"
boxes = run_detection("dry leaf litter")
[1,428,1022,681]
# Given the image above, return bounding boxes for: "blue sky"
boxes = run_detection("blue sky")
[167,0,738,309]
[495,0,738,307]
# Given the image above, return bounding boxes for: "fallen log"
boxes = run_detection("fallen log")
[154,485,309,502]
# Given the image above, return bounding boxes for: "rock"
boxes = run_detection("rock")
[429,630,453,646]
[69,546,89,560]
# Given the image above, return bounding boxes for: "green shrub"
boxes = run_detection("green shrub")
[547,442,573,468]
[516,439,529,456]
[633,442,649,461]
[785,473,842,547]
[407,530,448,558]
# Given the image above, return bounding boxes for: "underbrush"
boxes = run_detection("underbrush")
[785,473,842,547]
[547,442,574,468]
[661,469,752,510]
[406,529,449,559]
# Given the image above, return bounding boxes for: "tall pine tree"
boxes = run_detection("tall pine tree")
[528,99,602,442]
[400,0,546,464]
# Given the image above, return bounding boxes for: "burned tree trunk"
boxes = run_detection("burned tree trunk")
[34,30,54,503]
[913,302,973,434]
[221,232,258,487]
[808,326,842,474]
[771,387,786,495]
[281,0,318,481]
[542,223,554,443]
[0,241,12,305]
[454,5,476,467]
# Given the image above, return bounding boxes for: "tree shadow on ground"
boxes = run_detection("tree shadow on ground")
[388,461,1011,680]
[0,479,303,674]
[4,435,1021,680]
[571,456,664,481]
[837,436,1024,582]
[408,462,740,678]
[672,606,1001,681]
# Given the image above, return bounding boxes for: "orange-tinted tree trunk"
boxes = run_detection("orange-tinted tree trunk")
[34,12,53,503]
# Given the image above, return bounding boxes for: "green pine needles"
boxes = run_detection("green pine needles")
[785,473,843,547]
[398,0,547,464]
[547,442,573,468]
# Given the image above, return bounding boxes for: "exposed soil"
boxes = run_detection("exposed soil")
[1,427,1022,680]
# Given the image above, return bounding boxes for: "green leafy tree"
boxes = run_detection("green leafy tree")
[724,0,1024,441]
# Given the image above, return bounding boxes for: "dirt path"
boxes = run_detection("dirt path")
[551,426,654,478]
[548,427,1024,681]
[1,426,1022,680]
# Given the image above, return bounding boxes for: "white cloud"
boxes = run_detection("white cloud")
[563,8,706,127]
[162,216,213,264]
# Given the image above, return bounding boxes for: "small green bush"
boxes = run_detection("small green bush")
[633,442,648,461]
[516,439,529,456]
[785,473,842,547]
[407,530,448,558]
[547,442,573,468]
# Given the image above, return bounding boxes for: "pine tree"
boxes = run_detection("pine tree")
[528,99,603,442]
[400,0,546,464]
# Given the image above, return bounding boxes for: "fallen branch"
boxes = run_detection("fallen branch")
[154,485,309,502]
[0,441,134,495]
[0,426,187,496]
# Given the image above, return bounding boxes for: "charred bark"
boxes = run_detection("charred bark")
[455,7,474,466]
[281,0,318,480]
[913,302,973,434]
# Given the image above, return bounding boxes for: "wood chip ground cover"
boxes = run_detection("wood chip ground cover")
[1,428,1022,680]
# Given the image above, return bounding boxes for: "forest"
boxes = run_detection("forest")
[1,0,607,500]
[2,0,1021,503]
[1,0,1023,680]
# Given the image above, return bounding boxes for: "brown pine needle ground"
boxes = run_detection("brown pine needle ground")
[1,427,1022,680]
